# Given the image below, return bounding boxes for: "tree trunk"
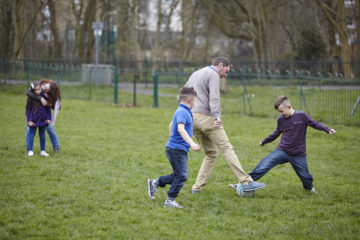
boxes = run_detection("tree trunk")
[77,0,96,60]
[357,0,360,63]
[13,0,25,59]
[315,0,352,77]
[337,0,351,77]
[13,0,44,59]
[154,0,162,64]
[48,0,62,59]
[84,0,96,61]
[0,0,14,58]
[130,0,141,68]
[116,0,130,57]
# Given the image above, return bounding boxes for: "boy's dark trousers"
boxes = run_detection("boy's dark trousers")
[157,147,188,199]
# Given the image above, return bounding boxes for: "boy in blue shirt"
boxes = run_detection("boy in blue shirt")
[148,87,200,208]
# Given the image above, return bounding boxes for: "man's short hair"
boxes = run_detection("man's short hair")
[212,56,231,68]
[177,87,197,103]
[274,96,291,110]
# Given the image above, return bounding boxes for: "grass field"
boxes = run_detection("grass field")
[0,87,360,239]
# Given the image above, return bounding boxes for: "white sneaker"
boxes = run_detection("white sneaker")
[28,151,34,156]
[163,200,183,209]
[310,187,318,194]
[40,151,50,157]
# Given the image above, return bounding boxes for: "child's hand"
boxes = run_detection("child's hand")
[28,121,35,126]
[45,120,51,125]
[329,129,336,135]
[259,141,264,146]
[191,143,200,152]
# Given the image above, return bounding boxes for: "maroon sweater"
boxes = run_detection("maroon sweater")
[261,111,331,156]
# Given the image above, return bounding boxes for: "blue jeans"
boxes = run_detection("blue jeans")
[46,124,60,150]
[158,147,188,199]
[27,126,46,151]
[26,124,59,150]
[249,148,313,190]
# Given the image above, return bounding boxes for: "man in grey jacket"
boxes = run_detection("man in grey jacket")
[185,56,266,193]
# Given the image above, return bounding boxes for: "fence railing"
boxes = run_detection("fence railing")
[1,58,360,127]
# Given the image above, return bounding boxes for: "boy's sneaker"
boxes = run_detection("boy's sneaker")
[242,181,266,192]
[147,179,158,200]
[28,151,34,157]
[163,200,183,209]
[310,187,318,195]
[40,151,50,157]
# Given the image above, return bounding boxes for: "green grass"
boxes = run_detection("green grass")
[0,89,360,239]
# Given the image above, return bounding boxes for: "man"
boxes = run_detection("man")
[185,56,265,194]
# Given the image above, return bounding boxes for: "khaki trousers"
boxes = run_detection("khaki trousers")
[192,113,253,191]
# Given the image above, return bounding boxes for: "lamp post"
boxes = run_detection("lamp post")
[92,22,104,85]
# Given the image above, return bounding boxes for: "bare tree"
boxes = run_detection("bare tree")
[72,0,97,60]
[47,0,61,59]
[12,0,45,59]
[115,0,131,58]
[153,0,180,63]
[356,0,360,63]
[0,0,14,58]
[180,0,202,60]
[315,0,352,77]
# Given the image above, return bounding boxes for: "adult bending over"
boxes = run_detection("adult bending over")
[26,79,61,153]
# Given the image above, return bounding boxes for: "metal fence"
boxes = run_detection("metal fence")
[1,58,360,127]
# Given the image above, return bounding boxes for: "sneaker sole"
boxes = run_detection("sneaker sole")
[147,179,155,200]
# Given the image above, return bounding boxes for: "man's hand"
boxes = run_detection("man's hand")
[40,97,48,106]
[214,118,222,128]
[28,121,35,126]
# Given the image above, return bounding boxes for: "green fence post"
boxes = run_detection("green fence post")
[113,60,118,104]
[56,64,61,85]
[153,70,158,108]
[133,74,138,107]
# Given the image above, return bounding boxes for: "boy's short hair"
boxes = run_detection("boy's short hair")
[177,87,197,103]
[212,56,231,68]
[274,96,291,110]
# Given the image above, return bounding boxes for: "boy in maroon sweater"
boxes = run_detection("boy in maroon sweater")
[232,96,336,194]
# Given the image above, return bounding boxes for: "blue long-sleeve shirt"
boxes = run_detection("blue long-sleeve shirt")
[166,104,193,152]
[261,111,331,156]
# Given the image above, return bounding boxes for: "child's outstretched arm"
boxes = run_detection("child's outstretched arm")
[260,126,282,146]
[177,123,200,151]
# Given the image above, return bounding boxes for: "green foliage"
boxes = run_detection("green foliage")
[0,90,360,239]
